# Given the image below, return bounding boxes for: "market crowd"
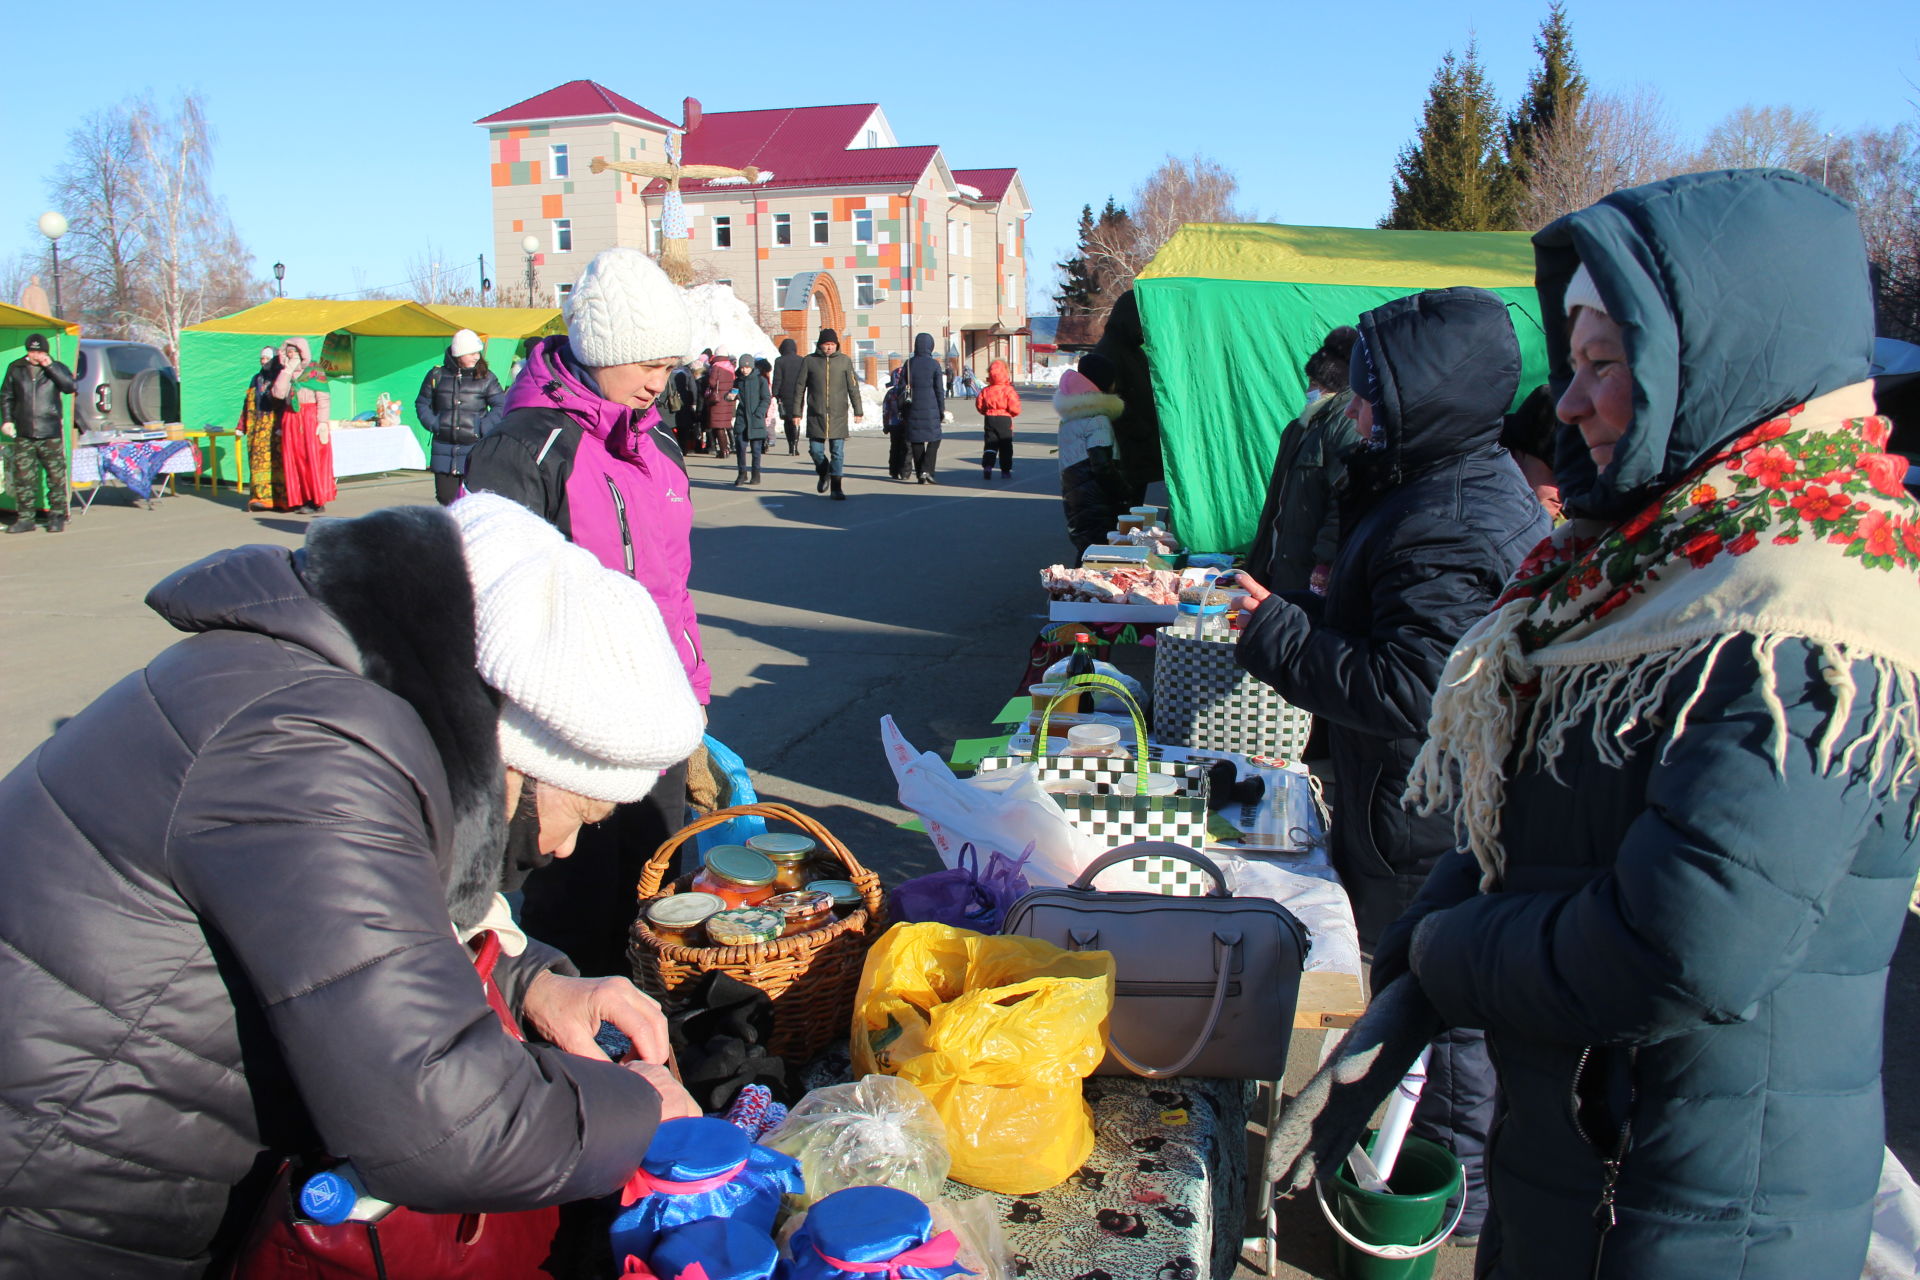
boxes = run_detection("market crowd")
[0,167,1915,1280]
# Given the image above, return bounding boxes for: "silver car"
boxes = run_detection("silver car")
[73,339,179,432]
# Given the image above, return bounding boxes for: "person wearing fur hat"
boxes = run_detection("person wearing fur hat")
[1055,352,1128,551]
[798,328,863,500]
[463,247,706,975]
[416,328,506,505]
[1245,327,1361,593]
[0,493,704,1276]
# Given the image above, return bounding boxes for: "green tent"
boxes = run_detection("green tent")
[0,303,81,517]
[428,305,563,377]
[1133,222,1548,555]
[178,300,462,480]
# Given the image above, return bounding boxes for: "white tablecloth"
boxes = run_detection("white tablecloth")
[327,425,425,477]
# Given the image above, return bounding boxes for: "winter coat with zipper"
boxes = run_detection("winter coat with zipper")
[732,366,770,442]
[973,359,1021,420]
[1,356,76,440]
[1235,288,1548,941]
[1245,389,1360,593]
[0,507,663,1279]
[701,358,738,434]
[1373,169,1917,1280]
[903,333,946,443]
[1054,376,1129,554]
[772,338,805,420]
[798,347,863,440]
[414,355,506,475]
[1089,288,1162,499]
[462,335,708,703]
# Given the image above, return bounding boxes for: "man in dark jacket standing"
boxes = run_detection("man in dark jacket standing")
[2,333,76,533]
[1245,327,1361,593]
[798,327,863,500]
[772,336,805,454]
[1235,288,1547,1238]
[903,332,946,483]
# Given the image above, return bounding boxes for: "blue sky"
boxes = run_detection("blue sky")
[2,0,1914,312]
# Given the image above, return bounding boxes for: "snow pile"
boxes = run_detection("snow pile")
[1023,364,1071,386]
[955,183,983,200]
[706,172,776,186]
[682,283,778,365]
[850,382,885,432]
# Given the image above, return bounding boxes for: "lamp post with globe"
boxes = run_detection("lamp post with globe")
[522,234,541,308]
[37,212,68,318]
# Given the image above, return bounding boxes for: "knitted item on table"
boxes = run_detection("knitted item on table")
[722,1084,787,1142]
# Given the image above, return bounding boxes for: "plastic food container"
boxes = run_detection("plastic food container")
[645,892,725,948]
[1131,505,1163,525]
[1064,723,1129,759]
[1140,774,1183,798]
[690,846,777,908]
[705,906,785,947]
[1115,513,1146,534]
[1030,682,1084,715]
[809,879,863,918]
[746,833,820,892]
[764,889,835,937]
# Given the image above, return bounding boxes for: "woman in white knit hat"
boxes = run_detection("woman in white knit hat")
[465,247,708,976]
[416,327,506,505]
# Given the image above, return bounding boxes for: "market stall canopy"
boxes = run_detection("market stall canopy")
[186,299,462,339]
[0,302,80,336]
[427,305,564,374]
[1134,222,1548,555]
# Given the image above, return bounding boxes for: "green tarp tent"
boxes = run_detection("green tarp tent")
[1133,222,1548,555]
[178,300,462,480]
[0,303,81,517]
[428,305,563,377]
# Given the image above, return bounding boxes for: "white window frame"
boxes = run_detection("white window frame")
[853,209,874,245]
[549,143,569,178]
[648,218,661,253]
[713,215,732,250]
[773,212,792,246]
[554,282,574,307]
[775,276,793,305]
[947,273,958,308]
[856,338,877,363]
[855,274,875,307]
[962,275,973,310]
[810,211,830,246]
[552,219,573,253]
[716,278,732,289]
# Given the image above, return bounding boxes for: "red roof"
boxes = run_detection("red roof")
[951,168,1017,202]
[477,80,677,129]
[652,104,937,193]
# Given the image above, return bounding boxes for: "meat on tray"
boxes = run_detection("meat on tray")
[1041,564,1183,606]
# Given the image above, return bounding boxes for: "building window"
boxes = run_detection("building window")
[717,279,732,289]
[962,275,973,309]
[550,144,569,178]
[855,274,875,307]
[713,215,732,249]
[811,211,829,245]
[649,219,661,253]
[555,282,574,307]
[856,339,877,363]
[947,273,958,308]
[552,219,573,253]
[961,223,972,257]
[774,212,792,246]
[853,210,874,244]
[865,129,879,148]
[945,218,956,250]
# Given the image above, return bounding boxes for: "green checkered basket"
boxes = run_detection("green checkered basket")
[1152,598,1314,761]
[977,674,1214,895]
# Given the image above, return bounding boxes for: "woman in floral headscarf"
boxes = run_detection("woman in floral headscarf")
[1371,169,1920,1277]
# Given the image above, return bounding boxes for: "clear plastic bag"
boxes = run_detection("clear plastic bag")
[763,1074,951,1207]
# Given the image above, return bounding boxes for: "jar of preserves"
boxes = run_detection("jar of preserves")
[705,906,785,948]
[809,879,864,918]
[689,846,777,908]
[644,892,725,948]
[764,889,835,937]
[1064,724,1129,759]
[745,833,820,893]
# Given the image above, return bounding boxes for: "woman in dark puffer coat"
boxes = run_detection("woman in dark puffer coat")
[903,331,946,482]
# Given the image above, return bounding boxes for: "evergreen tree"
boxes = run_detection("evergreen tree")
[1053,204,1102,315]
[1381,40,1515,231]
[1053,198,1134,316]
[1502,2,1588,221]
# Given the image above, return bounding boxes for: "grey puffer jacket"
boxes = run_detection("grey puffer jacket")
[0,507,662,1279]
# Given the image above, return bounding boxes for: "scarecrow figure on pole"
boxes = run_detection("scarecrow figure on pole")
[592,132,761,286]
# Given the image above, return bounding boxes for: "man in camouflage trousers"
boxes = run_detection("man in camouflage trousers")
[2,333,76,533]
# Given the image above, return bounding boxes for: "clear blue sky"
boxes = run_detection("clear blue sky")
[2,0,1914,312]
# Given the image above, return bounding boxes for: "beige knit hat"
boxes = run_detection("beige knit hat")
[448,492,704,801]
[564,247,693,368]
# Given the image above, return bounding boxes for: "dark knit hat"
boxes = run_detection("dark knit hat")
[1076,352,1117,392]
[1304,325,1358,392]
[816,328,839,346]
[23,333,49,353]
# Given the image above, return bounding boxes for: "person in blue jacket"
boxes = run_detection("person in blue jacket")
[1374,168,1920,1277]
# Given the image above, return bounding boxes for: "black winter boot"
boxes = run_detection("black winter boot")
[830,476,846,501]
[750,465,762,486]
[816,459,830,493]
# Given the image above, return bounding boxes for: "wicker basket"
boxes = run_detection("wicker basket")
[629,803,885,1063]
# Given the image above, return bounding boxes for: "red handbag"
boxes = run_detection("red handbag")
[225,932,564,1280]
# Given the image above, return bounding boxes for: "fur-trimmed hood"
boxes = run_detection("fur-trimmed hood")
[1052,387,1125,423]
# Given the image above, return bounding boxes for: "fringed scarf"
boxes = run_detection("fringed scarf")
[1406,382,1920,889]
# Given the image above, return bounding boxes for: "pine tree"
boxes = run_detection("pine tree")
[1381,40,1515,231]
[1502,2,1588,222]
[1053,198,1134,316]
[1053,204,1102,315]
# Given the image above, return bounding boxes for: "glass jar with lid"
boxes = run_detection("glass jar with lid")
[705,906,784,948]
[745,832,821,892]
[764,889,835,937]
[645,892,725,948]
[1064,723,1129,759]
[689,846,777,908]
[809,879,864,918]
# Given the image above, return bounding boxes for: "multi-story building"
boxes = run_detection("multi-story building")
[477,81,1032,378]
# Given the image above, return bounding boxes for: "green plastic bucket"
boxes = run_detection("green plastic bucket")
[1318,1133,1465,1280]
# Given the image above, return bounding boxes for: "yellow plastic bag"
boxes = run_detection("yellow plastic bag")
[851,922,1115,1194]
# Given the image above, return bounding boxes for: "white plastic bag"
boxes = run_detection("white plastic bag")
[763,1074,950,1207]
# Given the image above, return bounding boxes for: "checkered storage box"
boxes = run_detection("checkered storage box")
[977,674,1216,896]
[1153,616,1314,761]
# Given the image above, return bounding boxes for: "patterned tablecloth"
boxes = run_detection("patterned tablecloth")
[71,439,200,499]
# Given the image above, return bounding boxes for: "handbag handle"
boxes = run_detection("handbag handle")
[1028,672,1153,797]
[1099,931,1238,1079]
[1069,841,1231,897]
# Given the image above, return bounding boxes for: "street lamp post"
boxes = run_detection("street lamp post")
[37,212,68,318]
[273,262,285,298]
[521,234,541,307]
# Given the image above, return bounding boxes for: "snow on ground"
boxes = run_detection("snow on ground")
[682,283,778,365]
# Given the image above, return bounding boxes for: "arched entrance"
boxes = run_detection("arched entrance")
[778,271,845,350]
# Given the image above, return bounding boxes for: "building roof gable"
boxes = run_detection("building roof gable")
[950,168,1017,202]
[477,80,677,129]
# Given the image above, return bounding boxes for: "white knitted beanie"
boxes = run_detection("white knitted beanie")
[1564,263,1609,317]
[448,492,704,802]
[565,247,693,368]
[450,328,484,358]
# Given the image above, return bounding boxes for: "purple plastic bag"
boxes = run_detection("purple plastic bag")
[891,843,1033,933]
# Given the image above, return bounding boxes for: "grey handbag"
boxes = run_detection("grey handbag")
[1001,842,1309,1080]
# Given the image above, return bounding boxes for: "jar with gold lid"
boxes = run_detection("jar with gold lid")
[644,892,724,948]
[689,846,777,908]
[745,833,820,893]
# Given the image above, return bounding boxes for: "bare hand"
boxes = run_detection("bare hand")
[1234,573,1272,616]
[0,423,13,439]
[627,1060,702,1120]
[522,971,671,1064]
[26,351,50,368]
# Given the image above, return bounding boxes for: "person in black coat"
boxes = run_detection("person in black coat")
[771,336,805,454]
[903,331,946,483]
[1234,289,1548,1237]
[414,330,506,505]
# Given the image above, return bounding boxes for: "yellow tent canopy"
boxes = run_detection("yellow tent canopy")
[184,299,460,339]
[0,303,79,335]
[1138,222,1538,290]
[427,306,563,339]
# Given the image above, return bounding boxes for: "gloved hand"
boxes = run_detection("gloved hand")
[1264,975,1446,1195]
